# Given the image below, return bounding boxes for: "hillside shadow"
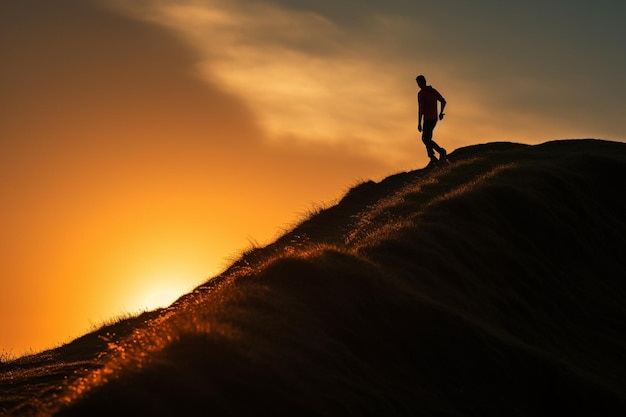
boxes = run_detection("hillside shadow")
[2,139,626,417]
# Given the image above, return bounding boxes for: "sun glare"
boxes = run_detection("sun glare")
[135,281,188,311]
[116,258,210,314]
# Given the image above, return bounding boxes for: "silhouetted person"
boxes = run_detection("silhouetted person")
[416,75,447,165]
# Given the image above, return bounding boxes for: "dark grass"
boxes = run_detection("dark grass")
[2,139,625,416]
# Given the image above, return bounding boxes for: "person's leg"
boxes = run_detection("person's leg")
[421,119,437,159]
[424,119,447,161]
[431,140,446,160]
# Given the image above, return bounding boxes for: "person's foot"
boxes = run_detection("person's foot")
[427,156,439,167]
[439,148,447,161]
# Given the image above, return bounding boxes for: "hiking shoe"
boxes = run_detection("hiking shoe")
[427,156,439,167]
[439,148,447,161]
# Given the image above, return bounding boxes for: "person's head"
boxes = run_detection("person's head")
[416,75,426,88]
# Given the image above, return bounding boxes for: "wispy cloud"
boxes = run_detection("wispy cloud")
[108,0,419,160]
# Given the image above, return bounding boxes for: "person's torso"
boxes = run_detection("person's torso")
[419,86,441,120]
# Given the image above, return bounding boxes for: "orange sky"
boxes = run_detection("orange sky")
[2,0,625,355]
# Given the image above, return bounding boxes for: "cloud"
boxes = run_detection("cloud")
[106,0,424,162]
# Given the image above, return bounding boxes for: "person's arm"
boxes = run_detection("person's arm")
[417,94,423,131]
[439,97,447,120]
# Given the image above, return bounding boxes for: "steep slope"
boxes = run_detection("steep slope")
[2,139,626,417]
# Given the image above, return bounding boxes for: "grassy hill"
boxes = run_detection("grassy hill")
[2,139,626,416]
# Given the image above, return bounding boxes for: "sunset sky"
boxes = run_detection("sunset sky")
[2,0,625,355]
